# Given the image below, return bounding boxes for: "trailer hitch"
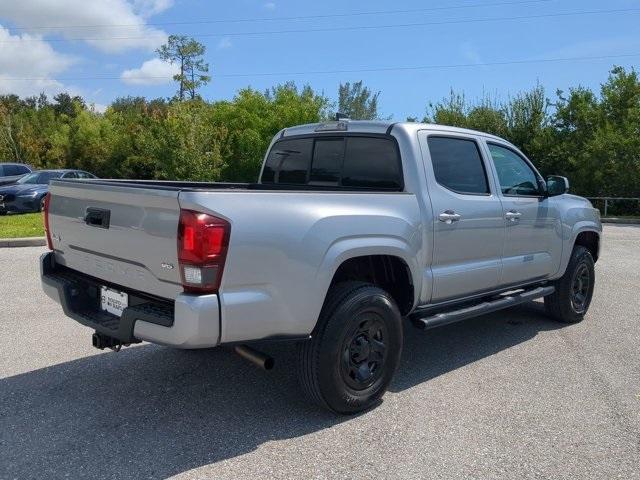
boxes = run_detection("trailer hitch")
[92,332,129,352]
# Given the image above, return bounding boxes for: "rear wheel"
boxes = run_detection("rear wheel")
[545,245,595,323]
[38,195,46,212]
[298,281,403,414]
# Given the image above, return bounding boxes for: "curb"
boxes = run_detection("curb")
[0,237,47,248]
[601,218,640,225]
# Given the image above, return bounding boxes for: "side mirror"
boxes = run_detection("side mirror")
[546,175,569,197]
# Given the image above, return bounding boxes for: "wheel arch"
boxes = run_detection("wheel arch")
[555,224,601,280]
[574,230,600,262]
[315,237,421,321]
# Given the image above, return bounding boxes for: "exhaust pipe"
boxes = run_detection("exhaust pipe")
[234,345,274,370]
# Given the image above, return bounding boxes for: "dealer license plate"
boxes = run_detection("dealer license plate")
[100,286,128,317]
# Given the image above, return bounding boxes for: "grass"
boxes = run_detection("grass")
[0,213,45,238]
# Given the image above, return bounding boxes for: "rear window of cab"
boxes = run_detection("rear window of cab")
[261,136,403,190]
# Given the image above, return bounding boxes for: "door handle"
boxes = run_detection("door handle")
[438,210,461,224]
[84,207,111,229]
[505,210,522,221]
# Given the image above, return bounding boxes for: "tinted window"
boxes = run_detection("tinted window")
[63,172,78,179]
[262,138,313,184]
[310,139,343,185]
[342,137,401,189]
[488,144,540,196]
[427,137,489,194]
[77,171,96,179]
[262,136,402,190]
[4,165,28,176]
[17,172,63,185]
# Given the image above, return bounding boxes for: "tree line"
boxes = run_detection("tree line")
[424,66,640,201]
[0,66,638,204]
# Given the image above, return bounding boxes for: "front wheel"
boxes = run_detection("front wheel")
[545,245,595,323]
[297,282,403,414]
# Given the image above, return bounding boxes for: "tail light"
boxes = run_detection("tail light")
[43,192,53,250]
[177,210,230,293]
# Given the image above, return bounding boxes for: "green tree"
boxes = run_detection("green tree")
[550,67,640,197]
[152,100,226,181]
[157,35,211,100]
[504,84,549,158]
[337,81,381,120]
[0,100,26,163]
[213,83,329,182]
[53,93,85,117]
[68,109,117,176]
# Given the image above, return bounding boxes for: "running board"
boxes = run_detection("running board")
[412,286,555,330]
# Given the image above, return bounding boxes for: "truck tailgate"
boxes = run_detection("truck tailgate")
[47,180,183,300]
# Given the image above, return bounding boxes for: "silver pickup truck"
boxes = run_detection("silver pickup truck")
[41,120,601,413]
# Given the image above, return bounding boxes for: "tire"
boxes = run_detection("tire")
[0,211,6,216]
[37,195,46,212]
[297,281,403,414]
[545,245,595,323]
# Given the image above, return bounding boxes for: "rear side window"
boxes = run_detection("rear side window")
[262,136,402,190]
[76,171,96,179]
[262,138,313,184]
[342,137,402,189]
[4,165,27,176]
[427,136,489,195]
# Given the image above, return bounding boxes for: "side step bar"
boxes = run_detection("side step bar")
[412,286,555,330]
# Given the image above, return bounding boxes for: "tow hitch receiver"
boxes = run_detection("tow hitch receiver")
[92,332,135,352]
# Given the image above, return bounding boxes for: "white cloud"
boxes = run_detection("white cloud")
[120,57,177,85]
[0,25,76,97]
[264,2,276,10]
[0,0,170,53]
[217,37,232,50]
[132,0,174,17]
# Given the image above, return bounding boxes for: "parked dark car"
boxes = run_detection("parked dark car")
[0,169,96,215]
[0,163,32,186]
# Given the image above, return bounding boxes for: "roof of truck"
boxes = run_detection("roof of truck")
[280,120,507,143]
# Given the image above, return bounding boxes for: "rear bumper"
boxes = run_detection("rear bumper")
[40,252,220,348]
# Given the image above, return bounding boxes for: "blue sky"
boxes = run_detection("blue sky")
[0,0,639,119]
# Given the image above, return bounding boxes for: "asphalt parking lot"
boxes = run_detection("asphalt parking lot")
[1,224,639,479]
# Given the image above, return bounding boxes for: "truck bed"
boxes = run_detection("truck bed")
[45,177,420,344]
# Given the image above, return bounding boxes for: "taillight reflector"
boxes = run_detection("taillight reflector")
[43,192,53,250]
[177,210,230,293]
